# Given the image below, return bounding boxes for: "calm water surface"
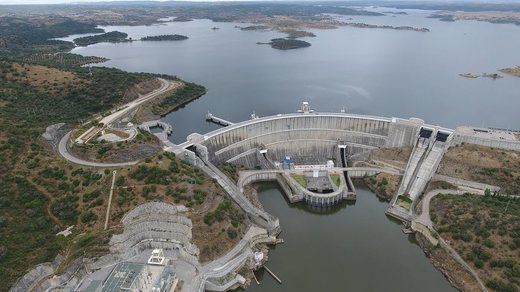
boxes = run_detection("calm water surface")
[68,9,519,291]
[71,9,520,143]
[246,183,455,292]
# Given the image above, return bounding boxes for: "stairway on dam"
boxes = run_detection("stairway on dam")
[389,128,452,221]
[395,138,429,200]
[407,142,446,202]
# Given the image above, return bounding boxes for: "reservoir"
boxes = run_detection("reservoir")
[244,183,455,292]
[67,8,519,290]
[71,9,520,144]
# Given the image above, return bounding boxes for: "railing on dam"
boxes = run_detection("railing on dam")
[238,169,359,207]
[238,170,299,203]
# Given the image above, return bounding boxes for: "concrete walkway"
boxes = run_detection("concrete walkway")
[104,170,117,230]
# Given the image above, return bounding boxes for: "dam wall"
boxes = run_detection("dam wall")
[237,170,353,207]
[238,170,301,203]
[198,113,423,166]
[452,132,520,151]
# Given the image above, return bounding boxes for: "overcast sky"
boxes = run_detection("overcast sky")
[0,0,511,5]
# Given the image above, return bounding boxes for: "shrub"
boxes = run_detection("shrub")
[115,176,125,187]
[484,238,495,248]
[51,195,79,223]
[83,190,101,202]
[80,210,97,224]
[486,278,517,292]
[227,227,237,239]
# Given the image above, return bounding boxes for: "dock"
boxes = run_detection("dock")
[206,111,234,127]
[252,270,260,285]
[402,228,415,234]
[263,266,282,284]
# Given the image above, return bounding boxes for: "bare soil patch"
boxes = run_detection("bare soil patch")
[368,146,412,169]
[122,78,163,103]
[364,173,400,201]
[4,63,84,92]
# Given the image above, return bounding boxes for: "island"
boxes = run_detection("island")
[459,73,480,78]
[141,34,189,41]
[383,11,409,15]
[172,16,193,22]
[342,22,430,32]
[482,73,503,79]
[238,25,269,31]
[74,31,130,46]
[257,38,312,50]
[500,65,520,77]
[459,72,504,79]
[428,14,456,22]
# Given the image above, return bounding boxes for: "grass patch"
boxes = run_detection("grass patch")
[397,195,412,210]
[291,175,307,188]
[330,174,341,187]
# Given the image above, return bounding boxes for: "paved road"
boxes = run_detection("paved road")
[99,78,177,126]
[415,189,470,227]
[58,79,178,167]
[58,131,140,167]
[104,170,117,229]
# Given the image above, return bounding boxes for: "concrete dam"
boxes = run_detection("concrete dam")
[179,106,432,169]
[172,102,454,217]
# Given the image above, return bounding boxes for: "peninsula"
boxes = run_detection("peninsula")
[342,22,430,32]
[73,31,130,46]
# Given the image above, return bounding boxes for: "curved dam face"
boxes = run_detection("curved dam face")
[196,113,424,167]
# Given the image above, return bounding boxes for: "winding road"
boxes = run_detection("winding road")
[58,78,179,167]
[58,131,139,167]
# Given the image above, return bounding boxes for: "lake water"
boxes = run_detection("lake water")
[71,8,520,144]
[68,8,519,291]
